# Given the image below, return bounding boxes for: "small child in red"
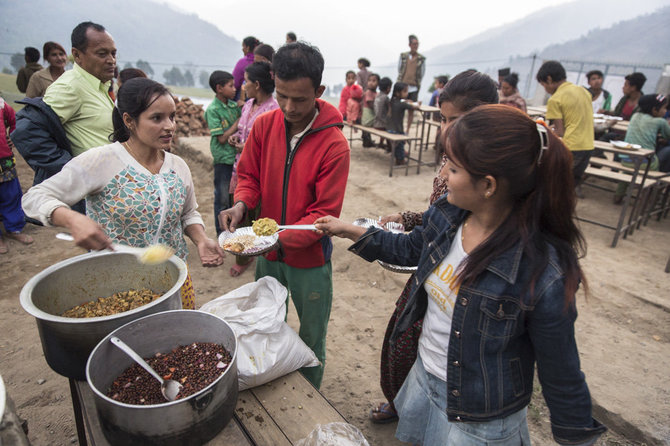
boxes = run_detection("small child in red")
[346,84,363,126]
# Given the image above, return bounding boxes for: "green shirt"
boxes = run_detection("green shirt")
[625,112,670,151]
[204,97,240,165]
[43,63,114,156]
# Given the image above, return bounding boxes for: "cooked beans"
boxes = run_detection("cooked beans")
[107,342,231,405]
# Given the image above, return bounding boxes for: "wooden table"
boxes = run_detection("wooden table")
[526,105,547,117]
[71,371,348,445]
[582,141,655,247]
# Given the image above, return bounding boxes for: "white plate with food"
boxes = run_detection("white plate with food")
[218,227,279,257]
[610,140,642,150]
[352,218,418,274]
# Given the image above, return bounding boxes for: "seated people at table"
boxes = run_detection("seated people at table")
[315,105,606,446]
[614,94,670,203]
[373,77,392,130]
[218,42,350,389]
[371,70,498,424]
[498,72,527,113]
[537,60,594,194]
[606,72,646,120]
[26,42,68,98]
[586,70,611,114]
[361,73,379,147]
[389,82,420,165]
[22,78,224,309]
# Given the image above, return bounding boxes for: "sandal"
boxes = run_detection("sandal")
[369,402,398,424]
[230,261,252,277]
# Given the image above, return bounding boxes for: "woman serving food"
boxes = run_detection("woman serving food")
[22,78,224,309]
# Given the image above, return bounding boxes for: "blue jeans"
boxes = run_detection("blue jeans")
[213,163,233,234]
[387,129,406,161]
[394,354,531,446]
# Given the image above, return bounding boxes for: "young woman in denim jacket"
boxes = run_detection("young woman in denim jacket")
[315,105,606,445]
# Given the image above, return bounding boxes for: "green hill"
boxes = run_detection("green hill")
[0,0,241,77]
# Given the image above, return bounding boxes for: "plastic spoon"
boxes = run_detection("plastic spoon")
[110,337,183,402]
[55,233,174,265]
[276,224,317,232]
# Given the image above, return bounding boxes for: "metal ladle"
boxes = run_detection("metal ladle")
[110,336,183,402]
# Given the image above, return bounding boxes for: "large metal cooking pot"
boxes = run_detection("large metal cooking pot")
[86,310,238,446]
[20,251,186,380]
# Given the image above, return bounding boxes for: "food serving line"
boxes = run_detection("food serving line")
[19,223,350,446]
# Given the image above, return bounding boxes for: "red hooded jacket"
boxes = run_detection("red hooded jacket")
[234,98,350,268]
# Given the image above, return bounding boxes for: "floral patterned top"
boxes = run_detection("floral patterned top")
[22,142,204,260]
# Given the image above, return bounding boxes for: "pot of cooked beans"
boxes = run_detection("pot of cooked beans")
[86,310,238,446]
[20,251,186,380]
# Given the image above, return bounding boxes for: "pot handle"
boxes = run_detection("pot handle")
[192,389,213,411]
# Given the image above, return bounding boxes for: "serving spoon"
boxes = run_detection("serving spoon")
[55,233,174,265]
[110,336,183,402]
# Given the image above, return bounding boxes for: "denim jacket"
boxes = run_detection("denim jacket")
[349,197,606,445]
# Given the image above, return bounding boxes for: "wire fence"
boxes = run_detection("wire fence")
[1,50,667,105]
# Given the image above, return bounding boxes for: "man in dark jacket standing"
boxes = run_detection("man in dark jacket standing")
[397,35,425,133]
[16,47,43,93]
[219,42,350,389]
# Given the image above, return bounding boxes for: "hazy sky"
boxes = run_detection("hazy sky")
[156,0,575,66]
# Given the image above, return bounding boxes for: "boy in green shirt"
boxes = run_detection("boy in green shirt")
[205,71,240,233]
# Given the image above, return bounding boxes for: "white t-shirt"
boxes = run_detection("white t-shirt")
[419,223,468,382]
[591,92,606,114]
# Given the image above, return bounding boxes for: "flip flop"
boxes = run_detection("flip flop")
[369,402,398,424]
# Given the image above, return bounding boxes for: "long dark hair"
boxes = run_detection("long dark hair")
[245,62,274,95]
[446,104,586,306]
[439,70,498,110]
[110,78,171,142]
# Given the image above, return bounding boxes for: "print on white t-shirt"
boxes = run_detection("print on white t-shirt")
[419,223,468,382]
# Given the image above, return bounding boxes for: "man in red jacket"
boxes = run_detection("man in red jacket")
[219,42,350,388]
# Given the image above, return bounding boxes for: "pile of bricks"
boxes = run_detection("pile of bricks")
[174,97,209,142]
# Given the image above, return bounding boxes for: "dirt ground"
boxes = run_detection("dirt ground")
[1,132,669,446]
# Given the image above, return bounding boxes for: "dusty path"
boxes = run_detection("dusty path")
[1,135,668,445]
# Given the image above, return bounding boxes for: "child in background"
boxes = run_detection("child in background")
[204,71,241,234]
[389,82,420,165]
[614,94,670,202]
[361,73,380,147]
[0,96,34,253]
[346,85,363,126]
[339,71,359,120]
[357,58,371,89]
[429,75,448,107]
[373,77,393,131]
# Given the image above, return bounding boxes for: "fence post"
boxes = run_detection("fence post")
[525,54,537,98]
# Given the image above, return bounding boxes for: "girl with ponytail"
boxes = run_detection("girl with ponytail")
[315,105,606,445]
[23,78,224,309]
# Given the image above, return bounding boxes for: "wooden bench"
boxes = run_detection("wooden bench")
[71,371,349,445]
[343,122,422,176]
